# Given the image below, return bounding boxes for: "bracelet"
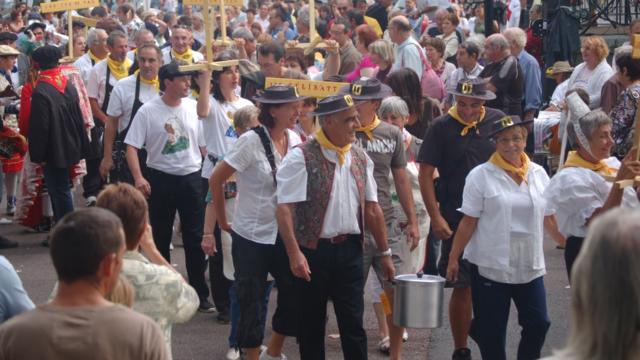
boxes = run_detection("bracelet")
[380,248,392,257]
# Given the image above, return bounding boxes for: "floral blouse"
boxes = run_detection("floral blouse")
[610,83,640,158]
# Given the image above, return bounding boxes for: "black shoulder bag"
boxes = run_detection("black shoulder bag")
[252,126,277,186]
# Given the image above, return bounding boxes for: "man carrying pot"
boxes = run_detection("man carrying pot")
[276,94,394,360]
[417,78,504,360]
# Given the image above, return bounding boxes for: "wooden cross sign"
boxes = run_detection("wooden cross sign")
[286,0,338,56]
[41,0,99,62]
[179,0,242,72]
[265,77,348,98]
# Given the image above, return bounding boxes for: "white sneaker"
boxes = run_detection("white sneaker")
[0,218,12,225]
[225,348,240,360]
[259,348,287,360]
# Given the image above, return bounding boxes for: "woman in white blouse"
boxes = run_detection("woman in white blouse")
[446,115,564,360]
[437,11,460,63]
[564,36,614,109]
[210,85,303,360]
[544,93,640,281]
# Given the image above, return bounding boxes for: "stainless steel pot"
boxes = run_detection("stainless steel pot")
[392,272,445,329]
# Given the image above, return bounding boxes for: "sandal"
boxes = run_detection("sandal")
[378,336,390,354]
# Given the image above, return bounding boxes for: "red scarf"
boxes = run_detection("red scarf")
[36,68,67,94]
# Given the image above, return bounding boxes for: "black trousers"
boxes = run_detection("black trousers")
[299,235,367,360]
[147,168,209,300]
[82,158,105,198]
[202,178,232,313]
[564,236,584,283]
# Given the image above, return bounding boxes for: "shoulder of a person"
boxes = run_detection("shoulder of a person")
[113,75,136,89]
[287,128,302,145]
[181,97,198,109]
[485,107,507,119]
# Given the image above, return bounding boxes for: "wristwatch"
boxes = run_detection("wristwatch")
[380,248,392,257]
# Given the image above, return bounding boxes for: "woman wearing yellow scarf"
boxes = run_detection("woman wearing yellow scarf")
[544,92,640,282]
[446,115,564,360]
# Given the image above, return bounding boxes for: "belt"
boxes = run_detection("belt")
[320,234,349,244]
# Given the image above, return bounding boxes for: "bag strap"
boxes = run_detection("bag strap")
[252,126,278,186]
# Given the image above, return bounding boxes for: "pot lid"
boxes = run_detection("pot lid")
[394,274,445,283]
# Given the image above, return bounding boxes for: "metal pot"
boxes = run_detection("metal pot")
[392,272,445,329]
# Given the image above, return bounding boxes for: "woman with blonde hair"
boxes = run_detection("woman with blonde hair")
[368,39,395,83]
[542,208,640,360]
[564,36,614,109]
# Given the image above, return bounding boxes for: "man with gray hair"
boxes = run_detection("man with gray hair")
[276,93,394,359]
[389,15,425,80]
[294,5,311,43]
[73,28,108,84]
[504,27,541,121]
[232,27,257,63]
[480,33,523,116]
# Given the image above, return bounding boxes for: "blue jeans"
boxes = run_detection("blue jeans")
[42,165,74,221]
[469,265,550,360]
[228,280,274,348]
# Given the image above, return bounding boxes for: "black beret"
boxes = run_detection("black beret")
[0,32,17,43]
[32,45,62,68]
[26,22,46,32]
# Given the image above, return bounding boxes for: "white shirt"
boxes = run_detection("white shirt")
[544,157,640,238]
[161,47,204,65]
[256,15,270,34]
[277,146,378,239]
[565,60,614,109]
[507,0,521,28]
[459,161,551,283]
[126,49,136,63]
[125,96,205,176]
[392,36,425,80]
[86,59,120,107]
[106,74,159,132]
[73,52,97,85]
[549,79,569,108]
[200,96,253,179]
[437,32,459,60]
[224,128,301,244]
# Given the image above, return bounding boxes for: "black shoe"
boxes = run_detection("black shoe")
[198,300,216,313]
[217,310,230,324]
[452,347,471,360]
[0,235,17,249]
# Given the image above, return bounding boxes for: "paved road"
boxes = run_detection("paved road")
[0,219,569,360]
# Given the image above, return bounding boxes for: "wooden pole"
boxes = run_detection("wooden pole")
[203,0,213,61]
[309,0,316,40]
[67,11,73,58]
[220,0,227,42]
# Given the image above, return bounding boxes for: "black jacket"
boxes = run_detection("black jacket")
[28,81,91,168]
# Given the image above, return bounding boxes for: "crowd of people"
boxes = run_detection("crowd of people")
[0,0,640,359]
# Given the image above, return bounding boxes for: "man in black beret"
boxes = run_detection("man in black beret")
[28,45,91,227]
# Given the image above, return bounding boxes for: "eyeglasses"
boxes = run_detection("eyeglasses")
[496,136,525,144]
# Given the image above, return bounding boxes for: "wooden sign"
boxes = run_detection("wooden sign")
[40,0,98,13]
[265,77,348,98]
[41,0,99,62]
[72,15,98,27]
[287,0,338,55]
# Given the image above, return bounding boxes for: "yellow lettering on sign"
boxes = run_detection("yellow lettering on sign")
[41,0,99,13]
[265,77,348,98]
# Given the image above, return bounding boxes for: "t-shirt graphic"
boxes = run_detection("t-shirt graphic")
[162,117,190,155]
[224,110,237,139]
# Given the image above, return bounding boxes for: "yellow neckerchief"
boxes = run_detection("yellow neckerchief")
[448,106,486,136]
[88,49,105,64]
[171,47,194,63]
[134,70,159,90]
[489,151,530,184]
[315,128,352,166]
[563,151,615,176]
[356,116,381,140]
[107,56,132,80]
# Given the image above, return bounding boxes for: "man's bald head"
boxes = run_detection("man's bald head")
[389,15,412,32]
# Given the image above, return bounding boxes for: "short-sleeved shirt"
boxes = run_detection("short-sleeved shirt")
[416,107,503,225]
[200,96,254,179]
[224,128,301,244]
[73,52,96,85]
[480,55,523,116]
[355,120,406,224]
[125,96,205,176]
[277,146,378,238]
[106,74,159,132]
[0,256,34,323]
[0,304,169,360]
[86,59,119,108]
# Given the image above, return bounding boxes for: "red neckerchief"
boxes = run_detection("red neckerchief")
[36,67,67,94]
